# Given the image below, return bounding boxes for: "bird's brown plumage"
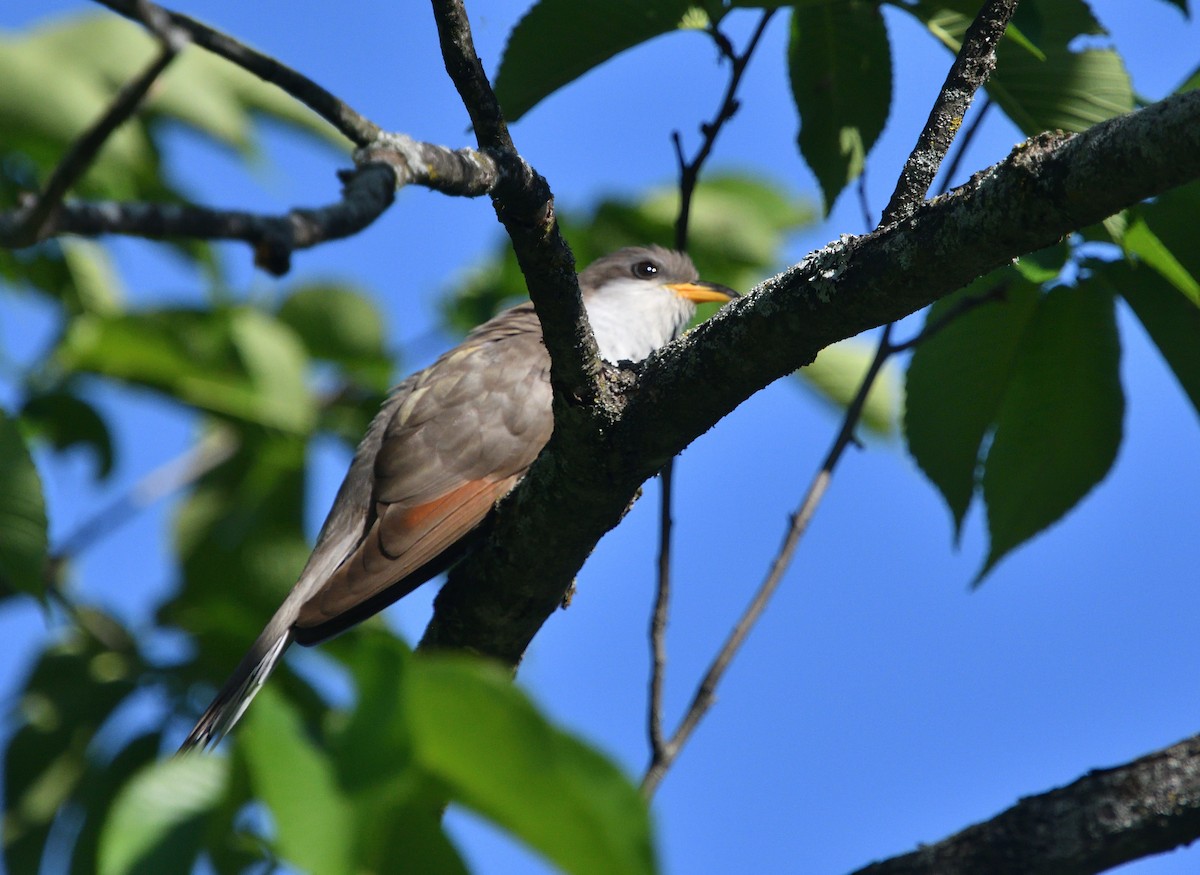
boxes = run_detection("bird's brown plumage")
[179,245,735,751]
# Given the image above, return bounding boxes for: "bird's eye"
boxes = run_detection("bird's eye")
[632,260,659,279]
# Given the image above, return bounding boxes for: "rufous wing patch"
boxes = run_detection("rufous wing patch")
[295,474,519,630]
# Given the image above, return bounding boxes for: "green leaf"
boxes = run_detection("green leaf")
[1120,216,1200,306]
[408,655,656,875]
[905,275,1040,536]
[277,282,393,390]
[3,614,140,873]
[21,391,116,480]
[980,284,1123,579]
[98,755,229,875]
[324,631,470,875]
[907,0,1133,136]
[494,0,698,122]
[787,1,892,212]
[239,686,356,875]
[795,340,901,436]
[57,307,317,433]
[0,408,49,598]
[1097,260,1200,424]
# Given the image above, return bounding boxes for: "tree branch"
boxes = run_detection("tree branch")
[427,0,603,410]
[422,86,1200,668]
[92,0,382,146]
[849,731,1200,875]
[646,8,777,794]
[1,164,398,277]
[9,1,187,246]
[881,0,1018,224]
[643,0,1020,796]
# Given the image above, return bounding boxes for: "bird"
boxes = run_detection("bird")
[179,245,737,751]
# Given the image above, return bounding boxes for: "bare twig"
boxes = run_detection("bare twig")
[50,428,239,564]
[881,1,1018,225]
[2,164,398,276]
[641,0,1023,798]
[92,0,381,146]
[886,282,1009,355]
[12,4,188,245]
[644,9,776,791]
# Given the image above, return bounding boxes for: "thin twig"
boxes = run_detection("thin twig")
[50,428,239,563]
[641,0,1023,798]
[886,282,1009,355]
[881,1,1019,225]
[14,4,188,245]
[92,0,381,146]
[3,164,398,276]
[643,9,776,793]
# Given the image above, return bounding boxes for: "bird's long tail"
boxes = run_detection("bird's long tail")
[177,623,294,754]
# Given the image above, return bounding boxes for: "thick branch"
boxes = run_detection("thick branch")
[849,731,1200,875]
[427,0,604,410]
[423,88,1200,663]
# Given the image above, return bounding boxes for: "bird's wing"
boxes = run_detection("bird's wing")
[293,305,552,642]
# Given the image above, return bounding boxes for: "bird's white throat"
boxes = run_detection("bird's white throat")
[584,278,696,363]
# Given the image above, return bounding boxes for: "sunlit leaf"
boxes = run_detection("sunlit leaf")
[906,0,1133,136]
[240,686,356,875]
[57,307,317,433]
[795,340,901,436]
[408,655,656,875]
[98,755,229,875]
[277,282,393,390]
[1097,260,1200,425]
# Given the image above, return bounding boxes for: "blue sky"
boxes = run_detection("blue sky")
[3,2,1200,874]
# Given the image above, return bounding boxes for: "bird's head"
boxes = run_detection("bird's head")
[578,245,738,362]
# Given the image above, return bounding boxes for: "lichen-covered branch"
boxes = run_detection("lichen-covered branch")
[849,731,1200,875]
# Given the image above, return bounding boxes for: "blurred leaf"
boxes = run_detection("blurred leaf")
[409,655,656,875]
[0,238,124,314]
[905,275,1040,536]
[276,282,393,391]
[787,0,892,212]
[239,685,356,875]
[1097,260,1200,424]
[68,733,163,875]
[795,340,901,436]
[495,0,698,122]
[907,0,1133,135]
[98,754,229,875]
[0,407,49,598]
[325,631,470,875]
[60,239,126,314]
[165,429,310,684]
[0,13,345,205]
[3,613,140,873]
[980,284,1122,580]
[21,390,115,480]
[57,307,316,433]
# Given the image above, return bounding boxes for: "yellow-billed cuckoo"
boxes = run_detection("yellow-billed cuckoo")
[180,245,736,751]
